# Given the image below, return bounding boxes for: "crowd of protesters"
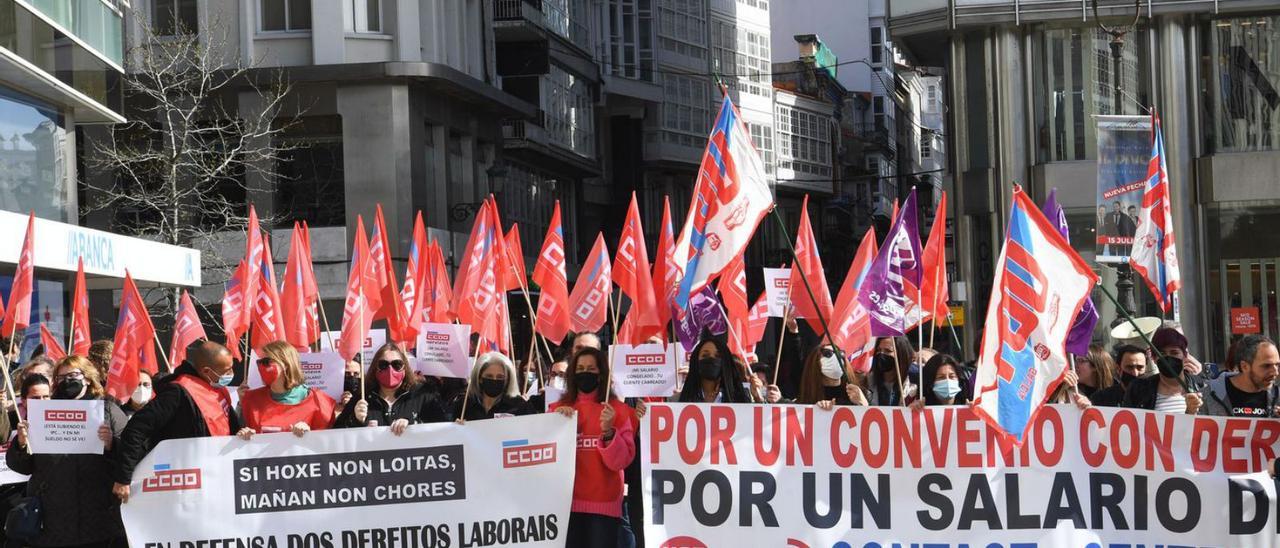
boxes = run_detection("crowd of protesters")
[0,320,1270,547]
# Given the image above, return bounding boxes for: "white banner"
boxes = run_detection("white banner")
[123,414,576,548]
[0,442,28,485]
[27,399,104,454]
[246,350,346,402]
[762,268,792,318]
[609,343,679,398]
[321,328,386,365]
[414,323,472,379]
[642,403,1280,547]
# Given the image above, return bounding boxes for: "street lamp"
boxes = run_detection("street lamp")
[1092,0,1143,323]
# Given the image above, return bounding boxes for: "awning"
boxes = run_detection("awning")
[0,210,201,287]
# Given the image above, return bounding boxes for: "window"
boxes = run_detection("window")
[657,0,705,58]
[661,74,710,147]
[927,85,937,105]
[873,96,885,129]
[153,0,198,35]
[774,104,831,177]
[920,132,932,160]
[0,87,69,222]
[738,0,768,10]
[261,0,311,32]
[749,123,774,175]
[344,0,382,33]
[870,27,883,64]
[711,22,770,96]
[1208,15,1280,152]
[275,117,345,227]
[542,65,596,158]
[607,0,655,82]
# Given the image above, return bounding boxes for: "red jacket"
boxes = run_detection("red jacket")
[550,393,635,517]
[241,387,336,434]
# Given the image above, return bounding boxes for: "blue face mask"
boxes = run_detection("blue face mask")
[209,369,234,387]
[932,379,961,400]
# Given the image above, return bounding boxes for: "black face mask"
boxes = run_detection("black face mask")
[1120,372,1138,386]
[823,385,845,400]
[873,354,897,373]
[698,357,723,380]
[479,378,506,398]
[55,378,84,400]
[575,372,600,393]
[1156,355,1183,379]
[343,375,361,394]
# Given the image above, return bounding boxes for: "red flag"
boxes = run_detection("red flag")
[568,233,612,334]
[70,258,90,356]
[2,212,35,338]
[651,197,678,336]
[39,324,65,361]
[425,239,453,324]
[502,224,528,292]
[299,222,320,343]
[614,193,662,343]
[531,202,571,344]
[281,223,317,349]
[452,199,505,345]
[399,212,430,348]
[170,290,207,365]
[743,291,770,353]
[830,228,879,373]
[243,205,265,325]
[249,238,285,350]
[787,195,833,336]
[107,271,158,402]
[370,205,405,341]
[488,201,512,352]
[920,191,950,321]
[339,217,376,361]
[222,259,249,359]
[718,253,748,324]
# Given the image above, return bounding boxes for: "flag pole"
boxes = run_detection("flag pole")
[946,312,963,357]
[915,285,924,397]
[66,309,75,354]
[715,300,761,402]
[1,333,17,406]
[1096,282,1189,391]
[928,266,941,348]
[512,272,550,388]
[771,304,790,388]
[151,331,172,373]
[358,286,365,402]
[317,301,336,351]
[767,208,846,372]
[887,338,906,405]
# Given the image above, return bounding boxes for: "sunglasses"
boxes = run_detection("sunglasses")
[375,359,405,371]
[820,348,836,359]
[256,358,276,368]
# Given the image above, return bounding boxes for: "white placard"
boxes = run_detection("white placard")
[542,386,563,412]
[763,267,794,317]
[320,328,386,364]
[609,343,680,399]
[27,399,105,454]
[413,323,472,379]
[245,350,346,402]
[0,441,29,485]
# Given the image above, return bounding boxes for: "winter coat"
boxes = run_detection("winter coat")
[335,383,449,427]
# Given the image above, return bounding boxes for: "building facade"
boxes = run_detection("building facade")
[890,0,1280,361]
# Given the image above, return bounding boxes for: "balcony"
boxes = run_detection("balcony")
[849,122,897,160]
[502,111,599,176]
[493,0,591,55]
[25,0,123,67]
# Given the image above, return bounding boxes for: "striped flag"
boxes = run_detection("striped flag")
[1130,113,1181,312]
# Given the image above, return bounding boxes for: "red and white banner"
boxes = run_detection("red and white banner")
[642,403,1280,547]
[609,343,681,399]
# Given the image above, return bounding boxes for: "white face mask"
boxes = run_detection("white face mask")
[820,354,843,380]
[132,384,153,405]
[549,376,566,391]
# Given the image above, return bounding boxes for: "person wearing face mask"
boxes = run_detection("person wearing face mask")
[1120,344,1205,414]
[339,359,362,408]
[864,337,917,406]
[676,338,753,403]
[453,352,531,422]
[112,341,240,504]
[237,341,336,439]
[122,369,155,417]
[1091,344,1144,407]
[10,356,127,548]
[336,344,448,433]
[549,347,636,546]
[909,353,969,410]
[799,345,868,409]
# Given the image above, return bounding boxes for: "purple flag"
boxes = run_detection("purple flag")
[673,286,728,352]
[859,189,924,336]
[1042,189,1099,355]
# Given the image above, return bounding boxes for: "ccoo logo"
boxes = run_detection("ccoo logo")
[44,410,86,422]
[624,354,665,366]
[142,466,202,492]
[502,440,556,468]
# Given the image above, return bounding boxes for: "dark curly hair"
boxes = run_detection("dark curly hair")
[678,337,752,403]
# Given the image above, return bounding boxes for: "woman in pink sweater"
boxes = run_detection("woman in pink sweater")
[550,346,636,546]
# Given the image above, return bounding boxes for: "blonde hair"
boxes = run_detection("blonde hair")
[55,355,104,399]
[259,341,306,390]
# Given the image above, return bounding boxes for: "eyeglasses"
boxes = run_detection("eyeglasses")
[53,370,84,383]
[256,358,276,368]
[375,359,405,371]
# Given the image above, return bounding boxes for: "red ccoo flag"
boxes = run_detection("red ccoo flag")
[452,199,505,345]
[170,290,207,365]
[787,195,833,337]
[399,212,430,348]
[614,193,662,343]
[242,206,265,326]
[281,223,318,349]
[532,202,571,344]
[425,239,453,324]
[502,224,528,292]
[299,222,321,344]
[2,212,35,338]
[339,216,376,362]
[39,324,65,361]
[70,257,90,356]
[743,291,771,355]
[370,205,405,342]
[568,233,612,334]
[920,192,950,322]
[651,197,678,338]
[222,259,249,359]
[249,238,285,351]
[830,228,879,373]
[107,271,158,402]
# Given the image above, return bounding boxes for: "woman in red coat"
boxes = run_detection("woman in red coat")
[549,346,635,546]
[238,341,335,438]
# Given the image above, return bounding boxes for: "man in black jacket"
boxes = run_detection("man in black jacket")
[110,341,239,503]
